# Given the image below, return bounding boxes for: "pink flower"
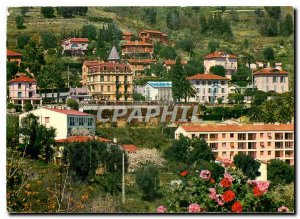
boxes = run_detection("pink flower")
[256,181,270,193]
[278,206,290,212]
[224,173,234,182]
[200,170,211,181]
[156,205,167,213]
[247,179,255,185]
[222,158,232,167]
[208,188,217,200]
[215,194,225,206]
[188,203,201,213]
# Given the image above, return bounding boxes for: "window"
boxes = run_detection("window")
[208,81,212,85]
[222,143,226,148]
[88,118,93,126]
[268,151,271,155]
[221,88,225,93]
[221,81,225,85]
[79,118,84,126]
[29,92,33,98]
[260,151,264,156]
[100,76,104,82]
[268,142,271,146]
[222,152,227,156]
[18,92,22,98]
[116,66,119,71]
[104,66,107,71]
[197,88,200,93]
[45,117,49,123]
[196,81,200,85]
[280,77,284,83]
[260,133,264,138]
[230,133,234,138]
[203,88,205,94]
[273,77,277,83]
[222,133,226,138]
[101,86,104,92]
[28,83,32,88]
[202,81,206,85]
[192,134,195,139]
[18,83,21,89]
[107,76,110,82]
[208,88,211,93]
[107,86,110,92]
[69,117,75,126]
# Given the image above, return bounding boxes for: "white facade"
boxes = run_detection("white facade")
[19,108,96,140]
[144,81,173,101]
[187,74,229,104]
[61,38,89,55]
[254,68,289,93]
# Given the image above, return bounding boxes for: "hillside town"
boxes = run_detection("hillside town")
[6,6,294,213]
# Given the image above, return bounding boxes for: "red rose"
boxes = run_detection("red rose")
[231,201,243,213]
[210,178,215,184]
[220,178,232,188]
[180,170,189,177]
[222,190,236,202]
[253,186,264,197]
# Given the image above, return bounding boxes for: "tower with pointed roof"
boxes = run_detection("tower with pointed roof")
[107,46,120,63]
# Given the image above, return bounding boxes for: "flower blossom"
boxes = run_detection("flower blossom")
[199,170,211,181]
[222,190,236,202]
[216,194,225,206]
[180,170,189,177]
[253,186,264,197]
[208,188,217,200]
[222,158,232,167]
[188,203,202,213]
[278,206,290,212]
[224,173,234,182]
[256,181,270,193]
[156,205,167,213]
[231,201,243,213]
[219,177,232,188]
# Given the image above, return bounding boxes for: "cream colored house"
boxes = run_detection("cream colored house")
[186,74,229,103]
[175,123,294,165]
[85,46,134,101]
[19,107,96,140]
[253,68,289,93]
[203,51,238,79]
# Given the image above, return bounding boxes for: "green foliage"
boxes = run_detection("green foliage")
[208,40,220,53]
[17,34,30,49]
[233,154,261,179]
[264,7,281,19]
[15,15,25,29]
[231,66,250,87]
[64,140,127,181]
[7,115,19,148]
[166,9,180,30]
[95,173,122,195]
[209,65,226,77]
[133,93,145,101]
[56,7,88,18]
[281,13,293,36]
[41,7,55,18]
[81,24,97,40]
[159,45,177,59]
[20,7,30,16]
[143,8,157,25]
[228,93,244,104]
[201,13,233,38]
[19,113,56,161]
[66,98,79,110]
[14,105,22,112]
[7,61,19,80]
[267,159,294,186]
[165,134,214,165]
[135,164,160,201]
[24,102,33,112]
[171,58,186,102]
[40,31,57,49]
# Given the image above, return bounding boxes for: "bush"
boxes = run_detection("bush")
[14,105,22,112]
[267,159,294,186]
[15,15,25,29]
[66,98,79,110]
[41,7,55,18]
[135,164,160,201]
[7,103,15,110]
[233,154,261,179]
[24,102,33,112]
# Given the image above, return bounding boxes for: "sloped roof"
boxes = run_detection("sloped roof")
[139,29,167,35]
[203,51,238,59]
[187,74,229,80]
[9,75,36,83]
[179,124,294,132]
[56,136,112,143]
[88,62,131,72]
[122,41,153,46]
[147,81,172,88]
[163,59,187,65]
[127,59,156,64]
[70,38,89,43]
[44,108,93,116]
[253,68,288,75]
[7,49,22,57]
[122,144,138,152]
[123,32,132,36]
[107,46,120,61]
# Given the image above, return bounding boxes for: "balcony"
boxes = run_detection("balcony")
[238,143,246,150]
[275,133,284,140]
[248,133,256,140]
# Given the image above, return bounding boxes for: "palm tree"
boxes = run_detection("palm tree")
[241,52,255,72]
[248,105,265,122]
[183,80,197,102]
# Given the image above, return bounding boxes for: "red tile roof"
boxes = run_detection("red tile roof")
[122,41,153,46]
[179,124,294,133]
[203,51,238,59]
[56,136,112,143]
[122,144,138,153]
[253,68,288,75]
[88,62,132,72]
[163,59,187,65]
[127,59,156,64]
[187,73,229,80]
[83,60,103,66]
[69,38,89,43]
[7,49,22,57]
[44,108,93,116]
[9,75,36,83]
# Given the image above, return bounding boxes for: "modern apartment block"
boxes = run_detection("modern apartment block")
[175,123,294,165]
[85,46,133,101]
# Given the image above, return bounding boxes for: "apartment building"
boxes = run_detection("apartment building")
[85,46,133,101]
[186,73,229,103]
[203,51,238,79]
[253,68,289,93]
[127,59,157,76]
[121,41,154,58]
[175,123,294,165]
[144,81,173,101]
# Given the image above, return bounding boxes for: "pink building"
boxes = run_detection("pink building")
[7,49,22,66]
[253,68,289,93]
[175,123,294,165]
[8,75,42,109]
[61,37,89,56]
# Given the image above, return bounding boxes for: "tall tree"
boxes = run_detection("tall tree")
[233,154,261,179]
[210,65,226,77]
[20,7,30,16]
[15,15,25,29]
[267,159,294,186]
[41,7,55,18]
[263,47,275,61]
[241,52,255,72]
[171,58,186,102]
[183,80,197,102]
[166,9,180,30]
[81,24,97,40]
[17,34,30,49]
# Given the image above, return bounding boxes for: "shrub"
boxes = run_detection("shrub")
[14,105,22,112]
[233,154,261,179]
[24,102,33,112]
[7,103,15,110]
[267,159,294,186]
[66,98,79,110]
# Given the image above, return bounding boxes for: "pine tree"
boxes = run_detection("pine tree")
[171,57,186,102]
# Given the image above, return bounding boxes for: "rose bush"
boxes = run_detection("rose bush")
[158,163,293,213]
